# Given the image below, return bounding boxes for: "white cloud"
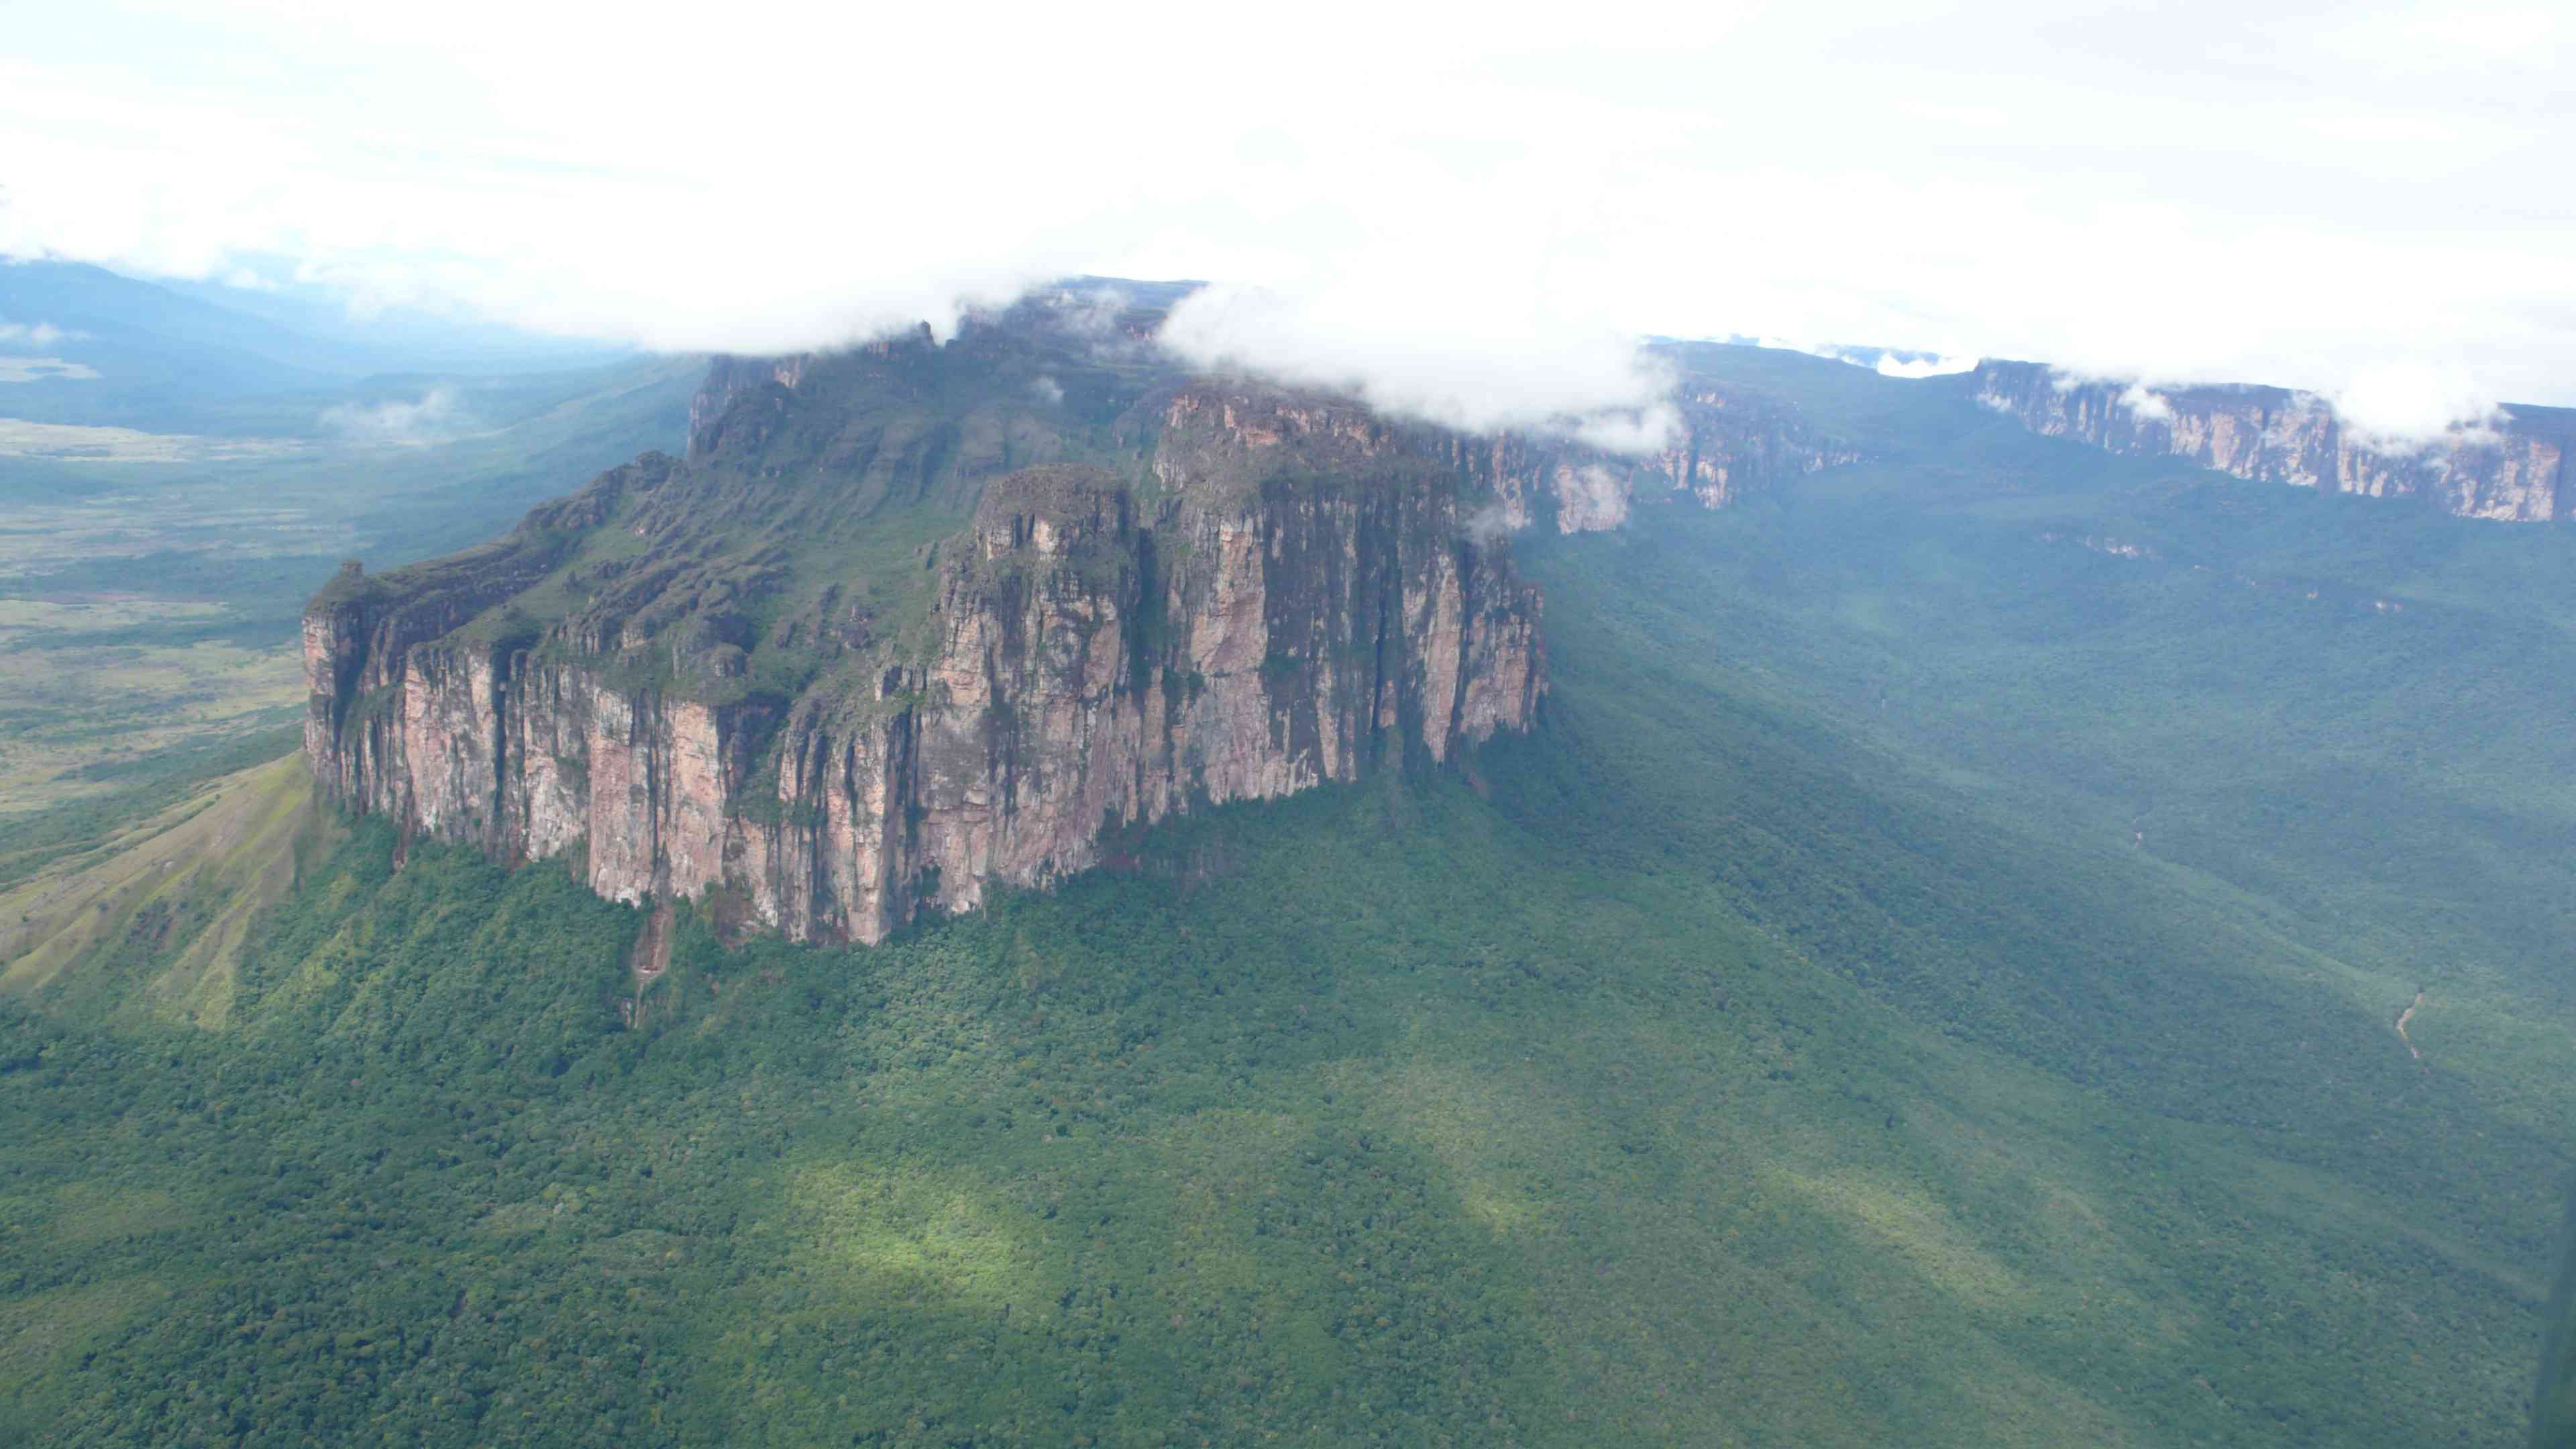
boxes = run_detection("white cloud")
[1568,403,1681,454]
[0,356,101,382]
[319,385,465,444]
[2328,359,2497,440]
[1029,374,1064,407]
[1462,499,1525,545]
[1158,282,1676,441]
[1876,353,1978,380]
[0,319,69,347]
[1556,464,1631,532]
[1756,339,1977,380]
[2118,382,2175,422]
[0,0,2567,439]
[1047,288,1129,340]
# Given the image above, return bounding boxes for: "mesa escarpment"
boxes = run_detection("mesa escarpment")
[304,288,1883,942]
[1971,360,2572,523]
[307,294,1533,943]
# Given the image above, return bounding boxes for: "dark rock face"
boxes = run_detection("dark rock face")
[302,288,1893,944]
[1971,360,2573,523]
[304,296,1559,944]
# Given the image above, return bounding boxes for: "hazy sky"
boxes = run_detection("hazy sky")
[5,0,2570,435]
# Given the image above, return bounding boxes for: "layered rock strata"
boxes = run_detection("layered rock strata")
[1972,360,2572,523]
[307,345,1549,943]
[305,289,1893,944]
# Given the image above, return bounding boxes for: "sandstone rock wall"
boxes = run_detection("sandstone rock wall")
[305,299,1894,945]
[305,387,1545,945]
[1972,360,2571,524]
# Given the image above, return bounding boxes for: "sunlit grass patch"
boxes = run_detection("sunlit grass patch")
[1772,1163,2029,1310]
[0,419,300,464]
[0,1279,168,1397]
[37,1183,190,1250]
[775,1161,1064,1320]
[0,596,233,637]
[0,754,323,1025]
[1343,1057,1573,1237]
[0,635,301,814]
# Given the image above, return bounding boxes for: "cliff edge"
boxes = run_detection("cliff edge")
[1970,360,2573,523]
[303,292,1564,943]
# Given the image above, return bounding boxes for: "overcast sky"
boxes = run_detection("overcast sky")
[4,0,2570,436]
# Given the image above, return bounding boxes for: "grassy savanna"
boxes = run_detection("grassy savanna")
[0,755,328,1029]
[0,600,304,816]
[0,355,696,818]
[0,419,303,464]
[6,388,2572,1445]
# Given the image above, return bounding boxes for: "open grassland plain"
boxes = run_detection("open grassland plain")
[0,355,696,818]
[5,424,2572,1446]
[0,600,304,816]
[0,419,302,464]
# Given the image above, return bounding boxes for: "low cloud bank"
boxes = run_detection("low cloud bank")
[1156,283,1678,451]
[2117,381,2175,421]
[1756,337,1981,380]
[0,318,70,347]
[2042,362,2497,444]
[2328,360,2500,441]
[9,2,2569,450]
[320,386,466,444]
[1875,352,1978,380]
[1556,464,1633,531]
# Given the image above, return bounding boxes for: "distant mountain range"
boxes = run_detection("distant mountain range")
[0,258,632,435]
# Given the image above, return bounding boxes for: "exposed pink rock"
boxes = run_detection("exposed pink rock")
[1973,361,2571,524]
[306,390,1547,946]
[305,299,1894,947]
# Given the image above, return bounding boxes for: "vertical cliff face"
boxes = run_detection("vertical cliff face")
[1972,360,2571,523]
[1650,381,1865,511]
[1399,377,1862,537]
[301,284,1904,944]
[303,309,1547,945]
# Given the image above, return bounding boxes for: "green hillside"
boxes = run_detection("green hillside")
[5,364,2571,1446]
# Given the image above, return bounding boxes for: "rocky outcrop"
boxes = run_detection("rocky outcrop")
[1649,382,1864,511]
[1413,380,1862,537]
[1972,360,2573,523]
[301,283,1905,945]
[305,319,1547,945]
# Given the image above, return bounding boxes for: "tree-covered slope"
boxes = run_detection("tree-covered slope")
[5,370,2573,1446]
